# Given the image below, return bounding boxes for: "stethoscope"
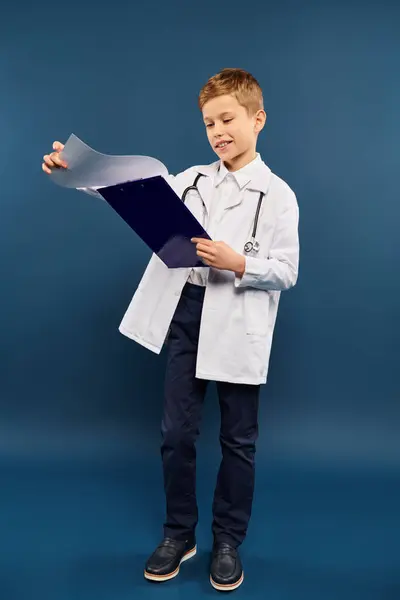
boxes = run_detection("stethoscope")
[182,173,265,254]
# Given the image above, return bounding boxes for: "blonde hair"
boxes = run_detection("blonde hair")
[198,68,264,114]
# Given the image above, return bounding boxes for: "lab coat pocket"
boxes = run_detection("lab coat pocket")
[244,288,270,336]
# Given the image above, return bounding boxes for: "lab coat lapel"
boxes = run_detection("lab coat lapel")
[247,164,272,196]
[223,162,273,210]
[192,158,272,214]
[194,162,218,216]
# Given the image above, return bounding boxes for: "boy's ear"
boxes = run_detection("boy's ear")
[254,109,267,133]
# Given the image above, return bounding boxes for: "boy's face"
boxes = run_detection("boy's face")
[202,94,265,170]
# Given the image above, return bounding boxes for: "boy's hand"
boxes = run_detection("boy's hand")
[42,141,67,174]
[191,238,245,276]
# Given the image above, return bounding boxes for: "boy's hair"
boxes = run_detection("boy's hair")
[198,68,264,115]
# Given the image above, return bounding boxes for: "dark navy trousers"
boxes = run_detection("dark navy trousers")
[161,282,260,548]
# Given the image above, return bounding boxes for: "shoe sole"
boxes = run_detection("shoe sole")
[210,571,244,592]
[144,544,197,582]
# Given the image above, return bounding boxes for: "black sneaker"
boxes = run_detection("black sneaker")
[210,542,244,591]
[144,537,197,582]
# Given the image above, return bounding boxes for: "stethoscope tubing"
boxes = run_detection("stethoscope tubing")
[181,173,265,254]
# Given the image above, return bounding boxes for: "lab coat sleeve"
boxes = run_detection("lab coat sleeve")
[234,190,299,291]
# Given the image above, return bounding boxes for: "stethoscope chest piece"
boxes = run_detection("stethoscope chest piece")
[244,239,260,254]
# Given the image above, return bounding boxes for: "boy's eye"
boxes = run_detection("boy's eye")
[205,118,232,128]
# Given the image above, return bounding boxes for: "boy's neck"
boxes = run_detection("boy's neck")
[224,149,258,172]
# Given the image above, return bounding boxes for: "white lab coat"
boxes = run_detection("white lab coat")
[115,158,300,385]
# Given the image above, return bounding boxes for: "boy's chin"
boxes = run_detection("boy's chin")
[215,148,237,161]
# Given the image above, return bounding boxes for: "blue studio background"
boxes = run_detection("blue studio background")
[1,1,399,599]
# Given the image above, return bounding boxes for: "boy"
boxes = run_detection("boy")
[42,68,299,592]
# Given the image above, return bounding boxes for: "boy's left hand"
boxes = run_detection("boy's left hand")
[191,238,245,276]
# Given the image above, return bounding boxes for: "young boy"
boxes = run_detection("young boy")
[42,68,299,592]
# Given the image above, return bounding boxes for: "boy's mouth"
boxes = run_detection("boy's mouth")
[215,140,232,150]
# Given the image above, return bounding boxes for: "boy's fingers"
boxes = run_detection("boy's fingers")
[196,249,214,260]
[51,152,67,167]
[196,243,216,255]
[53,141,64,152]
[197,252,210,262]
[43,154,56,167]
[43,153,67,170]
[42,141,66,174]
[191,237,212,245]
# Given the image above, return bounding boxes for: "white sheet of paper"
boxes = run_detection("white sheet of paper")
[49,133,169,188]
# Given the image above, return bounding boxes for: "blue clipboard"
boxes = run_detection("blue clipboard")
[98,176,211,268]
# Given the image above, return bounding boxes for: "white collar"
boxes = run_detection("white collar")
[214,153,262,189]
[194,153,271,194]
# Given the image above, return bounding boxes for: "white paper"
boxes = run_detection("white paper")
[49,133,169,188]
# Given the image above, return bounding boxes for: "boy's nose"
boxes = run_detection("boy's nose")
[213,123,224,136]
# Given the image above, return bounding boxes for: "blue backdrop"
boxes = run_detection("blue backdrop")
[1,1,399,599]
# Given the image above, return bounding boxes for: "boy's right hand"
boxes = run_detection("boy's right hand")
[42,141,67,174]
